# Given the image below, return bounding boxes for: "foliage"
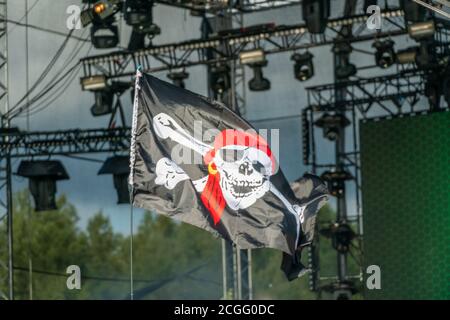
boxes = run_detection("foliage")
[0,190,362,300]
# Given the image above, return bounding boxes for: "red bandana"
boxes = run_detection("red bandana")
[200,129,275,225]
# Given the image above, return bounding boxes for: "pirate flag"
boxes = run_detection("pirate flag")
[129,70,328,280]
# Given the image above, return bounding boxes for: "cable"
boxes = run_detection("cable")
[7,0,40,35]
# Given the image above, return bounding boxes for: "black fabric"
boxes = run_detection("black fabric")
[129,72,328,280]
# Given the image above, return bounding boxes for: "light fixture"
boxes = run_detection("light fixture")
[90,17,119,49]
[314,113,350,141]
[373,40,396,68]
[17,160,69,211]
[167,70,189,88]
[302,0,330,34]
[248,61,271,91]
[125,0,160,51]
[239,49,265,65]
[80,0,121,27]
[408,21,435,40]
[319,169,353,197]
[292,52,314,81]
[210,64,231,96]
[396,47,417,64]
[80,75,107,91]
[98,156,130,204]
[333,43,357,79]
[89,81,129,117]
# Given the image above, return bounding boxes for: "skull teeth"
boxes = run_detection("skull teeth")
[228,179,265,198]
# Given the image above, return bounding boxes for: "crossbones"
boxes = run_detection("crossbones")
[152,113,305,243]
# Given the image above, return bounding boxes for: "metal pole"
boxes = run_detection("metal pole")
[6,148,13,300]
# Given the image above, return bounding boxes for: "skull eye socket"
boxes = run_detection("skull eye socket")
[219,148,245,162]
[252,161,266,174]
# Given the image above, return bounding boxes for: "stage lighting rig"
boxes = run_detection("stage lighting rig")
[91,16,120,49]
[167,69,189,88]
[320,222,356,253]
[373,40,396,69]
[125,0,161,51]
[314,113,350,141]
[81,77,130,116]
[210,63,231,97]
[302,0,330,34]
[396,47,418,64]
[80,0,122,27]
[320,169,353,198]
[444,71,450,107]
[240,49,270,91]
[98,156,130,204]
[17,160,69,211]
[292,52,314,81]
[408,21,435,40]
[333,43,357,79]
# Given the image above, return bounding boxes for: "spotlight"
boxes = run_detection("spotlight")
[89,81,129,117]
[333,43,357,79]
[415,41,432,69]
[210,64,231,96]
[408,21,435,40]
[98,156,130,204]
[80,75,107,91]
[17,160,69,211]
[80,0,121,27]
[320,169,353,198]
[373,40,396,68]
[319,222,356,253]
[167,70,189,88]
[248,61,271,91]
[92,89,114,116]
[239,49,265,65]
[396,47,417,64]
[292,52,314,81]
[90,17,119,49]
[314,113,350,141]
[400,0,427,23]
[125,0,160,51]
[302,0,330,34]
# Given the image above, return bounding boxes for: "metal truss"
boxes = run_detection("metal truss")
[79,9,406,79]
[155,0,303,14]
[0,127,131,158]
[306,68,425,116]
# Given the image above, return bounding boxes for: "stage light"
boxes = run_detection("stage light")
[408,21,435,40]
[415,41,432,69]
[80,75,107,91]
[320,169,353,197]
[248,61,271,92]
[292,52,314,81]
[80,0,121,27]
[319,222,356,253]
[396,47,417,64]
[90,18,119,49]
[17,160,69,211]
[98,156,130,204]
[125,0,160,50]
[302,0,330,34]
[167,70,189,88]
[128,23,161,51]
[333,43,357,79]
[373,40,396,69]
[400,0,427,23]
[239,49,265,65]
[210,64,231,96]
[314,113,350,141]
[92,89,114,116]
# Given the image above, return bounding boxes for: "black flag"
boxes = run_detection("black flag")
[129,70,328,280]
